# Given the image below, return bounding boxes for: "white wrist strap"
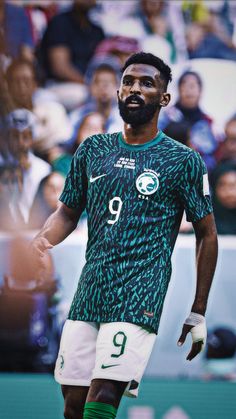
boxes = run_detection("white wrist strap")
[185,312,205,326]
[185,312,207,348]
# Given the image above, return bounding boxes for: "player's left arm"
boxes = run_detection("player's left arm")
[178,212,218,360]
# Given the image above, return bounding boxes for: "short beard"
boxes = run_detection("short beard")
[118,98,160,127]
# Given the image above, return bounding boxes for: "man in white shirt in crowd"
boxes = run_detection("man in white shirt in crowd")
[6,108,51,223]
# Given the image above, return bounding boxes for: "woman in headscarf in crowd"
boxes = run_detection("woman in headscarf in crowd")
[47,111,105,176]
[28,171,65,230]
[160,70,219,173]
[210,162,236,235]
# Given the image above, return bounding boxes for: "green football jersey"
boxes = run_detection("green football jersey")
[60,131,213,333]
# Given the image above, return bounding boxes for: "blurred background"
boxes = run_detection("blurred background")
[0,1,236,418]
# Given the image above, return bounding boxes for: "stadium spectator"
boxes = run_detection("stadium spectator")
[95,0,138,37]
[163,120,191,147]
[0,234,60,373]
[48,112,106,176]
[46,146,72,179]
[0,112,12,166]
[70,111,105,155]
[29,171,65,230]
[159,70,218,172]
[185,22,236,61]
[210,161,236,235]
[0,65,14,115]
[164,121,193,235]
[203,326,236,381]
[6,108,51,223]
[24,1,59,47]
[5,59,72,157]
[0,1,34,66]
[69,63,121,149]
[38,0,105,110]
[216,115,236,164]
[183,1,236,61]
[101,0,179,63]
[93,35,140,70]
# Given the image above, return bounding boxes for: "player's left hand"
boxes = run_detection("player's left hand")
[177,312,207,361]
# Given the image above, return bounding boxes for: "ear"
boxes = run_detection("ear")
[160,92,171,107]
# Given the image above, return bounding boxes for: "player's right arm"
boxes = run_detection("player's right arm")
[30,202,80,262]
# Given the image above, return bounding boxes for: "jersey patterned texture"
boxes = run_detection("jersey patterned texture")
[60,131,213,333]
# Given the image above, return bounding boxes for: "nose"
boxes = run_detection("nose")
[130,80,141,94]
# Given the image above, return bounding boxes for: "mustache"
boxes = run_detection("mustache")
[125,95,145,106]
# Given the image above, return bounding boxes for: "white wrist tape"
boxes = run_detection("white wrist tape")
[185,312,207,348]
[185,312,205,327]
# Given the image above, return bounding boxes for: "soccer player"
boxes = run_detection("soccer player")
[31,52,218,419]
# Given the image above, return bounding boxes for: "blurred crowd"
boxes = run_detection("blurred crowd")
[0,0,236,235]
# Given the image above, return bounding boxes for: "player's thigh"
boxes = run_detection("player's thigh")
[54,320,98,386]
[92,322,156,398]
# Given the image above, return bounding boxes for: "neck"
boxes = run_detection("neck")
[122,118,159,145]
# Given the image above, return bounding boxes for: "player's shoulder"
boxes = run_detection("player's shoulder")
[162,133,193,156]
[162,133,205,167]
[75,132,118,155]
[84,132,118,146]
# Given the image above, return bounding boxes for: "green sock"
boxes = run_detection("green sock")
[83,401,117,418]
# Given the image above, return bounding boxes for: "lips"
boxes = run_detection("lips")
[125,95,144,107]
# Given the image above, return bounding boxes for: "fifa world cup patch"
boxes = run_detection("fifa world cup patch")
[136,169,160,196]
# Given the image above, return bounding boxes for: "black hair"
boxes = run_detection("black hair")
[206,327,236,359]
[178,70,202,89]
[93,63,118,75]
[164,120,191,146]
[122,51,172,89]
[92,63,120,83]
[210,161,236,191]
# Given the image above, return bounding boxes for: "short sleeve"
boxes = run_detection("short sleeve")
[178,151,213,222]
[59,141,88,211]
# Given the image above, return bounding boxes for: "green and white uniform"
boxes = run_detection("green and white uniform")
[60,131,212,334]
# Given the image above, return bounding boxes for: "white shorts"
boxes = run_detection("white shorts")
[54,320,156,397]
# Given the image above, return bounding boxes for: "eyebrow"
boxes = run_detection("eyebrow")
[123,74,156,83]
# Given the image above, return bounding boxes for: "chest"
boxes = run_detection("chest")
[86,150,182,207]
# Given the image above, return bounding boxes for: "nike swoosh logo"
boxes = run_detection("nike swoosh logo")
[101,364,120,369]
[90,174,107,183]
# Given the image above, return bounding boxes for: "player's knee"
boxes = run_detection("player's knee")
[92,386,117,406]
